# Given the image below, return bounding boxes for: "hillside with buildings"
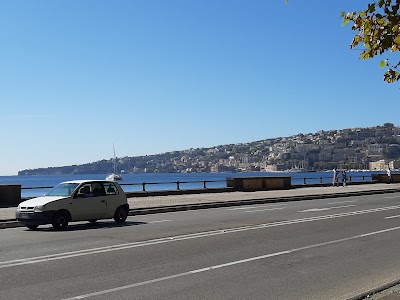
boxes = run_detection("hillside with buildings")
[18,123,400,175]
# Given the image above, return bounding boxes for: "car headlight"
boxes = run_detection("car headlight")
[34,205,45,212]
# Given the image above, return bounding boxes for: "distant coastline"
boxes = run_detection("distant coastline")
[18,123,400,176]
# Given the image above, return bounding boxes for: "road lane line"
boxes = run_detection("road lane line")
[227,204,287,211]
[61,226,400,300]
[327,200,357,205]
[298,205,356,213]
[385,196,400,199]
[385,215,400,219]
[2,204,400,269]
[148,220,172,224]
[245,207,287,213]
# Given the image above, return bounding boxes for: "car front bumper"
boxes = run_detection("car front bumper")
[16,211,56,226]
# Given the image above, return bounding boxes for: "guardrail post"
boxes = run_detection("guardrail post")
[203,180,207,189]
[177,181,180,190]
[142,182,146,192]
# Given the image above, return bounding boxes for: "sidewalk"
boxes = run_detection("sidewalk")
[129,183,400,210]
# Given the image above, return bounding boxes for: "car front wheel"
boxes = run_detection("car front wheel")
[52,211,69,230]
[114,206,128,224]
[26,225,39,230]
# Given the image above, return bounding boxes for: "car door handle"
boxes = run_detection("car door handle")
[101,200,106,203]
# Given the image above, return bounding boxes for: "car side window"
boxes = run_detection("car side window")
[91,182,105,197]
[104,183,118,195]
[76,184,94,198]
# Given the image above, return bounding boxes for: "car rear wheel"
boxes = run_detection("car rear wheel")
[52,211,69,230]
[114,206,128,224]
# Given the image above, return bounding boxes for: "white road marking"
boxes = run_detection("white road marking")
[245,207,287,213]
[62,225,400,300]
[385,196,400,199]
[327,200,357,205]
[2,204,400,269]
[385,215,400,219]
[148,220,172,224]
[227,204,287,211]
[298,205,356,213]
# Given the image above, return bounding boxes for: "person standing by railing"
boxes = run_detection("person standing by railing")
[333,168,339,187]
[342,169,347,187]
[387,167,392,183]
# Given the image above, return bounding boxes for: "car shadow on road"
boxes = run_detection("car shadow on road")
[28,221,147,232]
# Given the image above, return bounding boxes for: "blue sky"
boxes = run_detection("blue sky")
[0,0,398,175]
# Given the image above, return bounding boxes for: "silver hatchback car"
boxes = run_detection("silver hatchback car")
[16,180,129,230]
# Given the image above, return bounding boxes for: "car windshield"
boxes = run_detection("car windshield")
[45,183,79,197]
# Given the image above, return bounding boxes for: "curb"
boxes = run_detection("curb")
[0,221,24,229]
[346,279,400,300]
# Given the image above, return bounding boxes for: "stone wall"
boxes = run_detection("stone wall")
[0,185,21,207]
[226,177,292,191]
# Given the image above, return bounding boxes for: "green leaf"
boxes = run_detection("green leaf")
[367,3,376,13]
[384,69,399,83]
[360,52,370,59]
[380,60,387,67]
[364,19,371,31]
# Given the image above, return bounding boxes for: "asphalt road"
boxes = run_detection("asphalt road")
[2,193,400,300]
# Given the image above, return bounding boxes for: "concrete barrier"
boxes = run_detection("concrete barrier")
[0,185,21,208]
[372,174,400,183]
[226,177,291,191]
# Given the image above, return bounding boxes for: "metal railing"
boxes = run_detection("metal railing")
[119,179,227,192]
[293,175,373,186]
[20,179,229,198]
[20,175,376,198]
